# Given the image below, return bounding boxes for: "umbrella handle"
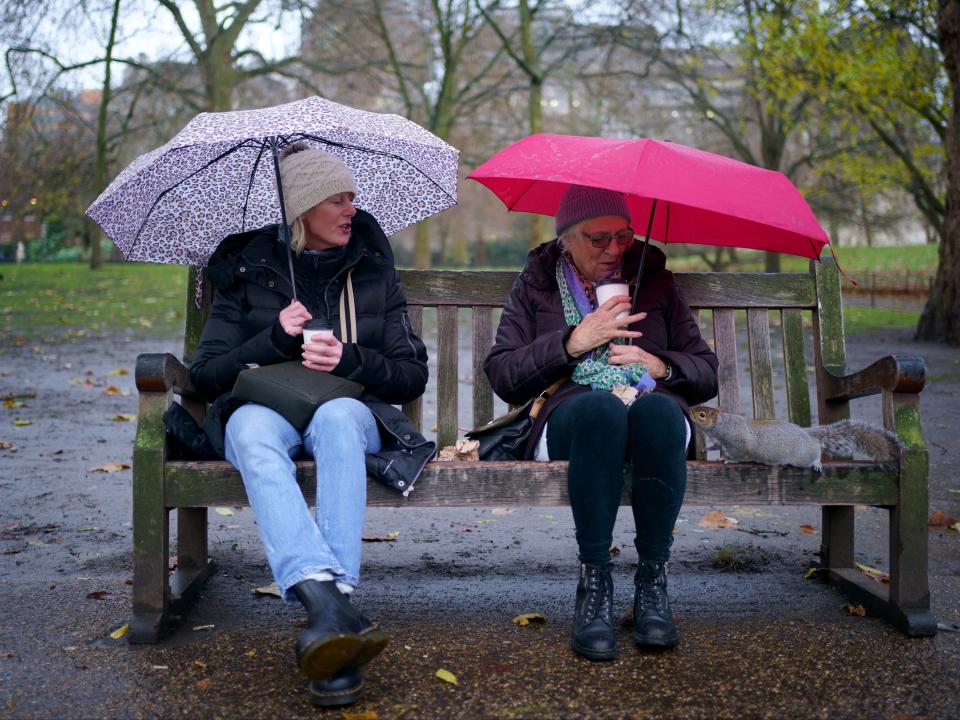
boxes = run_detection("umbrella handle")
[631,199,657,315]
[269,138,298,302]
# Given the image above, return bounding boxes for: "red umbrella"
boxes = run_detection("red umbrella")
[467,133,830,259]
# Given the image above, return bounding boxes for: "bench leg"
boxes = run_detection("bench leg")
[171,508,216,610]
[131,448,170,643]
[820,505,855,570]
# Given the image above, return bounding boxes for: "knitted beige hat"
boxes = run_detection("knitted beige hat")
[278,142,357,223]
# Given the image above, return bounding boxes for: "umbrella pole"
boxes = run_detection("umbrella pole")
[631,199,657,314]
[269,137,298,302]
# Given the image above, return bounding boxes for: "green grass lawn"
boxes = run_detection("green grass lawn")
[1,262,188,343]
[666,243,939,274]
[0,256,924,342]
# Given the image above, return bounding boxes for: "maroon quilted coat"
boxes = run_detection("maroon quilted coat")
[483,239,719,459]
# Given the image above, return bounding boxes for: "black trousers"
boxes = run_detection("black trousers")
[546,391,688,567]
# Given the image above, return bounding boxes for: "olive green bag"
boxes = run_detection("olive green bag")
[231,270,363,430]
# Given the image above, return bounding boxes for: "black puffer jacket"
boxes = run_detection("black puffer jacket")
[484,239,719,459]
[190,210,435,495]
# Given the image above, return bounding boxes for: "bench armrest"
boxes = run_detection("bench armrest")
[821,355,925,403]
[135,353,199,398]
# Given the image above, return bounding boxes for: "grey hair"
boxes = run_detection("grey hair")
[557,220,583,248]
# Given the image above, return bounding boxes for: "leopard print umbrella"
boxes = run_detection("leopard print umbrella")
[86,96,459,269]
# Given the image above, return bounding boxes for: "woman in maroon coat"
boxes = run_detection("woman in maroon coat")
[484,185,718,658]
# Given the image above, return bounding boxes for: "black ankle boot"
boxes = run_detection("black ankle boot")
[309,665,365,707]
[570,563,618,661]
[632,559,678,648]
[291,580,389,679]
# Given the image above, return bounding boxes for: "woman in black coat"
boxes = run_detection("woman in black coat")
[484,185,718,658]
[191,143,432,707]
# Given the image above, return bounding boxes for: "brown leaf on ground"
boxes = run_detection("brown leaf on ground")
[362,533,399,542]
[341,711,379,720]
[103,386,130,396]
[86,591,110,600]
[512,613,547,627]
[609,546,620,557]
[111,414,136,422]
[195,678,212,691]
[855,562,890,585]
[844,604,867,617]
[799,524,816,534]
[699,511,739,529]
[929,510,957,530]
[106,368,129,376]
[252,583,282,598]
[88,462,131,473]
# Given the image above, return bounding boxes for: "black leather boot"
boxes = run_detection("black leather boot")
[308,665,365,707]
[632,559,678,648]
[570,563,618,661]
[291,579,389,679]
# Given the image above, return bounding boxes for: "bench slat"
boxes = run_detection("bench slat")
[401,305,424,432]
[747,308,775,420]
[437,306,459,448]
[398,270,818,309]
[712,308,741,415]
[164,460,898,508]
[472,307,494,428]
[781,308,812,426]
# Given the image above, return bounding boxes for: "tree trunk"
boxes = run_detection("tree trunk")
[916,1,960,345]
[414,222,431,269]
[90,0,121,269]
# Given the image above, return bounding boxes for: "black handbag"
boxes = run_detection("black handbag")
[230,270,363,431]
[465,378,565,461]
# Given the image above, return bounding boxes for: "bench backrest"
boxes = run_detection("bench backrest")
[182,259,848,450]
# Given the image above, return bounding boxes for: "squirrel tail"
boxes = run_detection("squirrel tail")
[807,421,902,468]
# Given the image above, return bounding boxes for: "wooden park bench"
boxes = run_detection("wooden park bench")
[130,258,936,642]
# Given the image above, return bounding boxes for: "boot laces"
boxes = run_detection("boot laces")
[637,563,669,614]
[583,566,612,621]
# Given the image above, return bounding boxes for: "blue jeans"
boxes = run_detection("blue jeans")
[224,398,382,601]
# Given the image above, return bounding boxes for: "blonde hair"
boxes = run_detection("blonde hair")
[290,217,307,255]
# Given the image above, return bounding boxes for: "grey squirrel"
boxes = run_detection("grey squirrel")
[689,406,901,472]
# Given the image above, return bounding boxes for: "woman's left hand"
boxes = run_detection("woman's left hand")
[302,334,343,372]
[607,344,669,379]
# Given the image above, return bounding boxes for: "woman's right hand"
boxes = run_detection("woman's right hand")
[278,300,312,337]
[565,296,646,358]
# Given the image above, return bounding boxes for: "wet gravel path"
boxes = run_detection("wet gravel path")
[0,327,958,718]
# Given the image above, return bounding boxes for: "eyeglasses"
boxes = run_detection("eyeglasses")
[581,227,635,249]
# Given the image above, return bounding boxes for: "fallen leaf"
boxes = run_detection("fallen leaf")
[476,518,496,524]
[88,462,131,473]
[245,649,257,657]
[86,591,110,600]
[106,368,129,376]
[214,507,234,516]
[512,613,547,627]
[109,624,129,640]
[362,533,398,542]
[435,668,458,685]
[3,399,25,408]
[194,660,207,669]
[929,510,957,530]
[855,562,890,584]
[12,420,31,427]
[103,386,130,397]
[699,511,739,529]
[195,678,211,691]
[341,711,379,720]
[804,567,823,579]
[609,546,620,557]
[0,441,15,451]
[491,508,515,516]
[799,524,816,534]
[252,583,282,598]
[844,604,866,617]
[193,624,215,631]
[111,414,136,422]
[950,522,960,533]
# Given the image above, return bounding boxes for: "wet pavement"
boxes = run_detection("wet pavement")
[1,326,959,718]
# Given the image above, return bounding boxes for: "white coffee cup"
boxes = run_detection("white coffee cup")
[303,320,334,344]
[595,280,630,319]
